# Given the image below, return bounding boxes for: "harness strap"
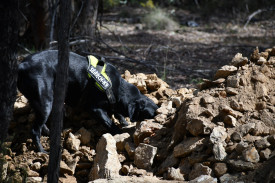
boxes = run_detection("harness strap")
[87,55,116,105]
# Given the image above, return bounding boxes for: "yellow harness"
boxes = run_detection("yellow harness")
[87,55,116,104]
[87,55,111,91]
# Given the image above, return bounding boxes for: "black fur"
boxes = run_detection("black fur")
[17,50,158,152]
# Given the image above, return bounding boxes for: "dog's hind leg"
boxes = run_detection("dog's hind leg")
[92,108,122,135]
[31,99,53,153]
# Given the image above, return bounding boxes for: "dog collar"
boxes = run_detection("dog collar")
[87,55,116,104]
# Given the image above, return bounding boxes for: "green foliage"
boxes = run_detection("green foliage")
[190,78,203,85]
[140,0,155,9]
[142,8,179,30]
[103,0,120,10]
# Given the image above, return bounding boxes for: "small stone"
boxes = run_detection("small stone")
[66,132,81,151]
[210,126,227,144]
[60,161,73,175]
[255,138,271,150]
[230,53,248,67]
[242,147,260,163]
[256,102,267,110]
[114,133,130,152]
[213,163,227,177]
[158,154,179,174]
[214,65,237,79]
[120,165,130,175]
[133,121,162,145]
[213,143,227,161]
[225,87,238,95]
[231,132,242,142]
[201,95,215,104]
[186,118,215,136]
[219,174,240,183]
[224,115,237,127]
[174,137,206,158]
[26,177,43,183]
[260,148,272,160]
[227,75,239,88]
[227,160,256,171]
[268,56,275,64]
[77,127,91,145]
[30,162,41,172]
[189,175,217,183]
[250,47,260,62]
[235,141,249,154]
[257,57,267,65]
[167,167,185,181]
[172,97,182,108]
[125,141,135,160]
[134,143,157,170]
[189,163,212,181]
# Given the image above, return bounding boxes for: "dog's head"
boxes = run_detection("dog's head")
[129,96,158,121]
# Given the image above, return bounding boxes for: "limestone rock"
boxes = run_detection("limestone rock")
[66,132,81,151]
[224,115,237,127]
[255,137,271,150]
[60,161,74,175]
[134,143,157,170]
[26,177,43,183]
[125,141,135,160]
[260,148,272,160]
[230,53,248,67]
[213,163,227,177]
[227,75,239,88]
[77,127,92,145]
[114,133,130,152]
[167,167,185,181]
[213,143,227,161]
[133,121,162,145]
[174,137,206,158]
[210,126,227,144]
[189,163,212,181]
[186,118,215,136]
[158,154,179,174]
[189,175,217,183]
[242,147,260,163]
[227,160,256,171]
[214,65,237,79]
[89,133,121,181]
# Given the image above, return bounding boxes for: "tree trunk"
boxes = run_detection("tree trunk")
[71,0,99,51]
[0,0,19,146]
[47,0,71,182]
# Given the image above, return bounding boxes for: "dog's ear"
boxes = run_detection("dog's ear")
[128,102,136,121]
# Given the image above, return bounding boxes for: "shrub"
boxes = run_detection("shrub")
[142,8,179,30]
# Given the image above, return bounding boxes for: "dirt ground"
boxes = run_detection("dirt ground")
[92,7,275,89]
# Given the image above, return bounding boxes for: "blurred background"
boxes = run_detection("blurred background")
[18,0,275,89]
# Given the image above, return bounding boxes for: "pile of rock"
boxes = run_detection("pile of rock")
[1,46,275,183]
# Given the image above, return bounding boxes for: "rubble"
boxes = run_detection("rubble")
[2,46,275,182]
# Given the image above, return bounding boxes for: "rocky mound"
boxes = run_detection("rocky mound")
[1,46,275,183]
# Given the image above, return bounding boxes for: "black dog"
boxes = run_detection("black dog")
[17,50,158,152]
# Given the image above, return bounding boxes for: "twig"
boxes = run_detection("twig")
[50,39,89,49]
[82,51,158,72]
[244,7,275,29]
[100,25,136,56]
[17,44,32,54]
[49,0,60,47]
[70,0,85,33]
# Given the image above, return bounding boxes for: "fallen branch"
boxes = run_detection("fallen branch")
[244,7,275,29]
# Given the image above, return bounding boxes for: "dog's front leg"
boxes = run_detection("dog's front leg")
[114,113,129,127]
[92,108,123,135]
